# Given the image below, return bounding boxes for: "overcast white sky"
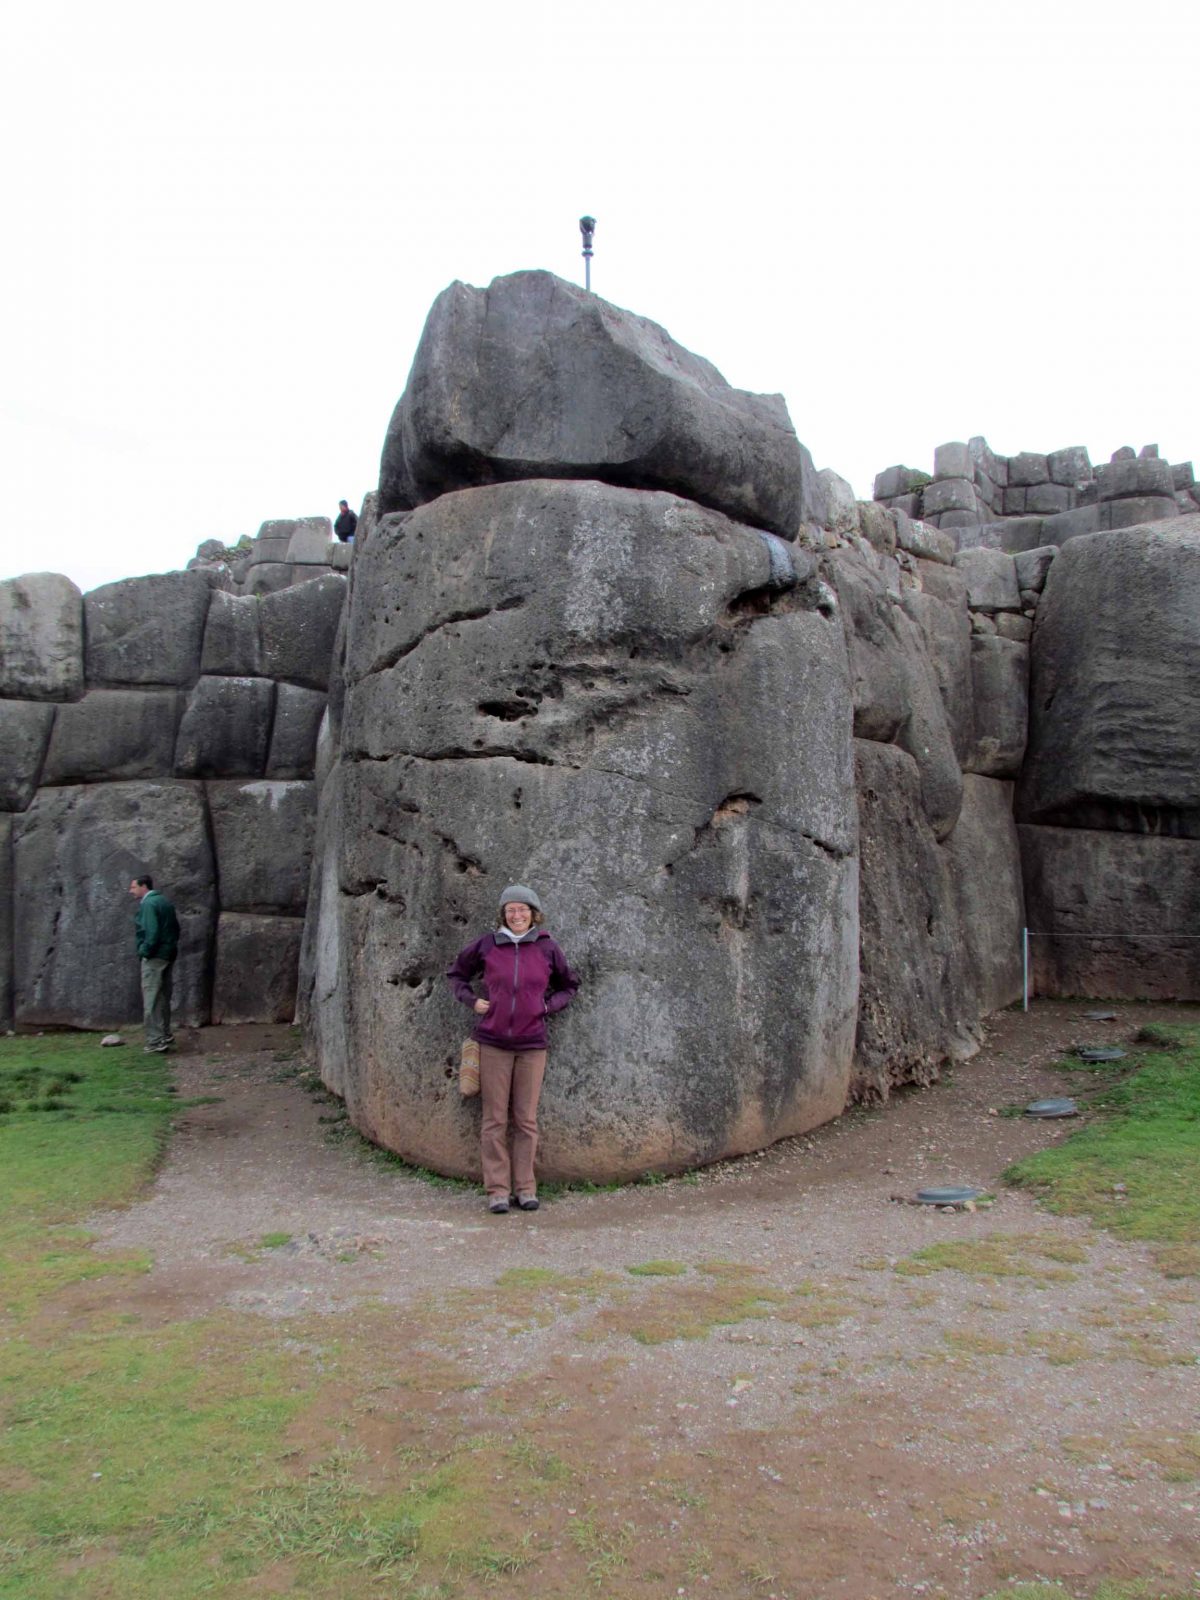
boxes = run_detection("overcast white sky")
[2,0,1196,594]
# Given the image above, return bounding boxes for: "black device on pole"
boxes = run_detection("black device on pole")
[579,215,596,291]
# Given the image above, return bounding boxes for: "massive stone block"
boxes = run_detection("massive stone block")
[1017,517,1200,836]
[826,548,963,839]
[0,574,83,701]
[12,781,216,1028]
[207,779,316,913]
[378,270,807,539]
[325,478,859,1180]
[201,590,263,677]
[174,676,275,778]
[944,775,1024,1016]
[899,588,974,762]
[851,740,974,1101]
[211,912,304,1022]
[266,684,326,778]
[0,701,55,810]
[964,637,1028,778]
[84,571,211,687]
[1020,825,1200,1000]
[42,690,183,785]
[259,573,346,690]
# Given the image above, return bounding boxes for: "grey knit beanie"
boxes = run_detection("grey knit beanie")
[498,883,542,912]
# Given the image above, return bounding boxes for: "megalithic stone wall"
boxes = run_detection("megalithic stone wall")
[0,542,347,1032]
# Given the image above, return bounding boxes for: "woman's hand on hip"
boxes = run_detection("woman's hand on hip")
[473,998,491,1015]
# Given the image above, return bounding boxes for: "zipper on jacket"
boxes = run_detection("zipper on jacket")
[509,941,520,1029]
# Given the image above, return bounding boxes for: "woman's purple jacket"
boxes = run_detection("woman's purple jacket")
[446,929,581,1051]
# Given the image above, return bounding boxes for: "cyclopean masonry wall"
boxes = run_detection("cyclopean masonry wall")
[3,270,1195,1179]
[0,542,347,1032]
[864,437,1200,1005]
[300,270,1034,1181]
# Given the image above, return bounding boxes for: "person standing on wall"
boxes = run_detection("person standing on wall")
[446,885,580,1214]
[128,875,180,1054]
[334,500,358,541]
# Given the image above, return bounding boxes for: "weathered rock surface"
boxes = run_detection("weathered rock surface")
[0,573,83,701]
[12,781,215,1027]
[954,547,1021,612]
[826,548,963,839]
[0,701,55,810]
[259,573,346,690]
[174,676,275,778]
[899,589,974,762]
[1017,518,1200,836]
[378,270,807,538]
[965,637,1028,778]
[207,780,316,913]
[324,477,859,1179]
[944,775,1024,1016]
[42,690,183,785]
[211,912,304,1022]
[851,741,972,1100]
[84,572,211,687]
[201,591,263,677]
[266,684,326,778]
[1020,825,1200,999]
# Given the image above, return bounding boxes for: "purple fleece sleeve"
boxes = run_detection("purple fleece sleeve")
[446,936,487,1008]
[544,940,581,1014]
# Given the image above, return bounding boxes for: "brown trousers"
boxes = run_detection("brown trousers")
[478,1044,547,1199]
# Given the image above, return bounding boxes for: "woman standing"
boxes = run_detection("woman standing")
[446,885,580,1214]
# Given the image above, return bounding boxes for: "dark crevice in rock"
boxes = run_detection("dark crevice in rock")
[360,595,527,680]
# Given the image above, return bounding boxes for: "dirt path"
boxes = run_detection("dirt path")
[91,1002,1200,1599]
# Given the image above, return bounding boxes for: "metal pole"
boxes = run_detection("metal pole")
[1022,927,1030,1012]
[579,215,595,292]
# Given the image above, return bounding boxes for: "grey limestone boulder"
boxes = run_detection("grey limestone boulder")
[921,478,978,517]
[944,775,1024,1016]
[1047,446,1091,486]
[826,547,963,839]
[12,780,215,1028]
[818,469,859,535]
[259,573,346,690]
[1108,496,1178,528]
[1026,484,1071,516]
[211,912,304,1022]
[896,518,955,565]
[201,591,263,677]
[1017,517,1200,836]
[954,547,1021,611]
[266,684,327,778]
[899,589,974,763]
[1095,457,1174,501]
[42,690,184,785]
[0,574,83,701]
[207,779,316,913]
[0,701,55,810]
[964,637,1028,778]
[933,441,972,481]
[1008,452,1049,487]
[286,519,334,564]
[378,270,807,539]
[958,517,1047,556]
[326,476,859,1180]
[1013,544,1057,592]
[84,571,211,687]
[174,676,275,778]
[851,740,974,1101]
[1020,825,1200,1000]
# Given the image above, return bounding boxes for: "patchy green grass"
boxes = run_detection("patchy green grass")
[894,1233,1088,1282]
[1006,1025,1200,1260]
[626,1259,688,1277]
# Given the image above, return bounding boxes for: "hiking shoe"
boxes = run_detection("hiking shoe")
[516,1195,540,1212]
[488,1198,510,1215]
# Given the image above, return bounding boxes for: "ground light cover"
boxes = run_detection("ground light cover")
[0,1020,1197,1598]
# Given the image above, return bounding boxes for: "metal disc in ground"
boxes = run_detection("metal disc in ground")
[915,1186,982,1205]
[1077,1047,1127,1063]
[1026,1097,1079,1118]
[1083,1010,1117,1021]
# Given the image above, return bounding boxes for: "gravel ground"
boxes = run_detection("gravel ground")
[90,1000,1200,1599]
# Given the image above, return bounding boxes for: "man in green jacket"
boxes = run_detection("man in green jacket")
[128,875,180,1053]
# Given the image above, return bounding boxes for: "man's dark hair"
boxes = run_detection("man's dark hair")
[339,499,349,508]
[134,874,154,889]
